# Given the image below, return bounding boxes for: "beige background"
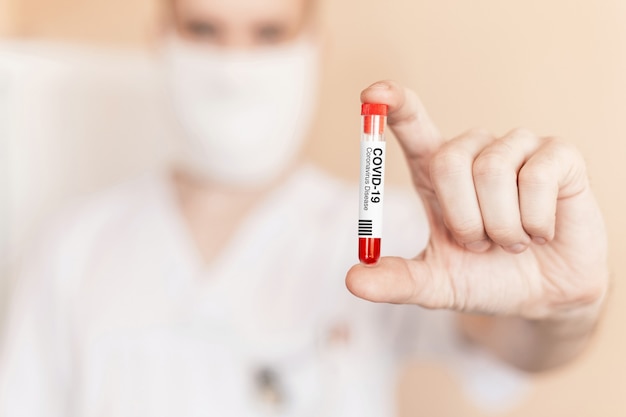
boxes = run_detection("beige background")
[2,0,625,415]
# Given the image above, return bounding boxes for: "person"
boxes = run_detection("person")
[0,0,609,415]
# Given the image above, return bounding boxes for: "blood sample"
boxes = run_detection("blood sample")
[358,103,388,264]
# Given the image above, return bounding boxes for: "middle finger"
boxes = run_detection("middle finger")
[472,128,542,253]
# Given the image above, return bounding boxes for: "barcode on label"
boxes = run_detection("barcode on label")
[358,219,373,236]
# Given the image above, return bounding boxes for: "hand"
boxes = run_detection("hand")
[346,81,609,321]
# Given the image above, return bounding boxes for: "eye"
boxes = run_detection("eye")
[255,24,289,44]
[183,20,220,40]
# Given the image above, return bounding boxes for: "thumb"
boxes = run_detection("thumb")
[345,255,453,309]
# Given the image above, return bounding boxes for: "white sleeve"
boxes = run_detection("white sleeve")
[391,307,529,413]
[0,237,74,417]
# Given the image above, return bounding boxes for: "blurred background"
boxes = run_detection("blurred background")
[1,0,625,415]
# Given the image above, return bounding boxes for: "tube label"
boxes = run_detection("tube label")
[359,141,386,238]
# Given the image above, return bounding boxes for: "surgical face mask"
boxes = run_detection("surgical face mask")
[163,35,320,187]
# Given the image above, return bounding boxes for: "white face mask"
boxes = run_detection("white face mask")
[163,35,320,187]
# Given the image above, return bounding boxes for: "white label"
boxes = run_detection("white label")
[359,141,386,238]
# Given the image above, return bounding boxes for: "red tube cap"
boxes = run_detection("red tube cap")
[361,103,388,116]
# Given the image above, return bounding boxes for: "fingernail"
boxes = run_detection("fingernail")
[532,236,547,245]
[465,240,491,252]
[506,243,527,254]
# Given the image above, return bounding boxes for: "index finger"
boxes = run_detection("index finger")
[360,81,444,167]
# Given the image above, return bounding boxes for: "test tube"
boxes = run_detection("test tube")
[358,103,388,264]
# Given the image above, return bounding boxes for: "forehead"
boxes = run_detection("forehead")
[173,0,309,21]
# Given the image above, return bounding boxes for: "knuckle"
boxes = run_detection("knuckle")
[430,149,470,178]
[545,138,589,191]
[472,152,509,178]
[560,140,586,166]
[544,137,584,162]
[543,135,566,147]
[518,163,551,187]
[507,127,536,139]
[484,224,523,244]
[522,215,553,235]
[447,217,484,241]
[465,127,492,138]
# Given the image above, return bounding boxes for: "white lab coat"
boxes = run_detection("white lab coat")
[0,165,526,417]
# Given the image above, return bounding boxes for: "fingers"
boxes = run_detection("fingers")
[472,129,542,252]
[345,132,593,311]
[431,128,580,253]
[518,138,588,243]
[430,129,494,251]
[360,82,588,255]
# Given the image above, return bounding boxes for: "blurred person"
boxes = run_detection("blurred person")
[0,0,609,416]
